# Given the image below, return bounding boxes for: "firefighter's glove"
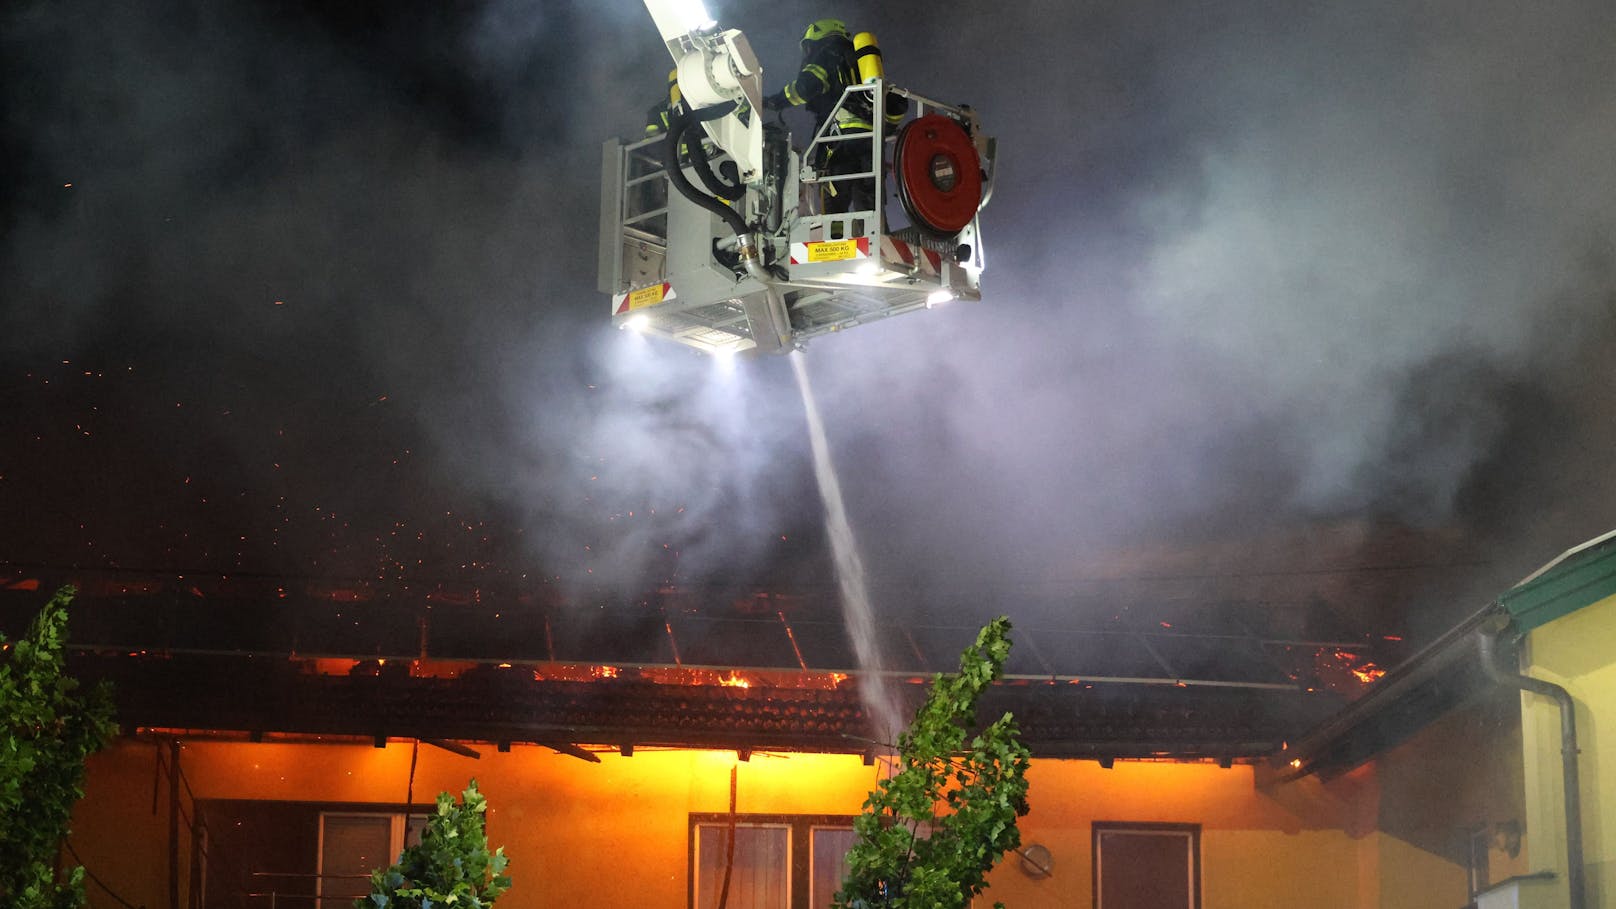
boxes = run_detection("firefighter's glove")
[763,91,788,111]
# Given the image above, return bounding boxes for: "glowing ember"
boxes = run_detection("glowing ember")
[1324,647,1388,687]
[1349,662,1387,684]
[512,663,851,690]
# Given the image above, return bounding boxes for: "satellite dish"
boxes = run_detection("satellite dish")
[1017,843,1053,879]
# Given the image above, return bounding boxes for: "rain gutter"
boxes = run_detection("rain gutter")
[1270,602,1500,782]
[1476,623,1584,909]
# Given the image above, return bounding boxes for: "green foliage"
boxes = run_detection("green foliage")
[359,780,511,909]
[836,617,1032,909]
[0,586,118,909]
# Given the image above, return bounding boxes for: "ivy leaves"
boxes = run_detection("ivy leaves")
[359,780,511,909]
[836,617,1032,909]
[0,587,117,909]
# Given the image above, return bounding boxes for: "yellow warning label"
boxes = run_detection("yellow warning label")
[626,283,668,310]
[807,239,859,262]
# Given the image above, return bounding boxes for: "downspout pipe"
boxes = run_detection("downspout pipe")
[1476,628,1584,909]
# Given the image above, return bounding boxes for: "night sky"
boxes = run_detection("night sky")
[4,0,1615,642]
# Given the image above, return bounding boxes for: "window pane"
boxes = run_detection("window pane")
[1096,828,1197,909]
[695,824,789,909]
[320,815,392,907]
[811,827,857,908]
[406,814,429,849]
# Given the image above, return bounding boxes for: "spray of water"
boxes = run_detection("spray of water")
[790,349,904,744]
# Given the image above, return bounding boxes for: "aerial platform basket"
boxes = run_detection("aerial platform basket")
[598,82,996,356]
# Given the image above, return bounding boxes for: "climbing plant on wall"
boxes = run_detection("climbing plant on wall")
[836,616,1032,909]
[0,586,118,909]
[360,779,510,909]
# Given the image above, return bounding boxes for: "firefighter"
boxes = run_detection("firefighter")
[628,69,683,221]
[644,68,680,137]
[764,18,902,215]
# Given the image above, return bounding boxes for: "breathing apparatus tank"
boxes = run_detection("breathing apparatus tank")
[854,32,885,83]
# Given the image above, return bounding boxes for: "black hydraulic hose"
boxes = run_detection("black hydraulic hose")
[681,104,747,200]
[1477,630,1584,909]
[663,102,748,237]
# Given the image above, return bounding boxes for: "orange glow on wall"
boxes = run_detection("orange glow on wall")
[72,737,1414,909]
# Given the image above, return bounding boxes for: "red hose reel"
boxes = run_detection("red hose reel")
[893,114,984,237]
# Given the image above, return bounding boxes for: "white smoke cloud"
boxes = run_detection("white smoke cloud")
[4,0,1614,620]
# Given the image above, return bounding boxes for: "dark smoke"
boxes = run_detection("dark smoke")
[797,0,1616,626]
[2,0,1613,638]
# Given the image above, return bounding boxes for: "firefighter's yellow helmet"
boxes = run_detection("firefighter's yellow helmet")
[802,18,848,45]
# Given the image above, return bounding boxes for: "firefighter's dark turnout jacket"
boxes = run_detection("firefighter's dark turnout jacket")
[768,27,902,132]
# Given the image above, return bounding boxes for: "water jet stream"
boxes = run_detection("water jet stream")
[790,350,903,743]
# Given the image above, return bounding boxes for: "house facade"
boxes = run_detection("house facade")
[1493,531,1616,908]
[24,531,1616,908]
[69,736,1463,909]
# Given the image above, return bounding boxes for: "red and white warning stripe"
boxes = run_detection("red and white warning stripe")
[880,236,943,276]
[613,281,676,315]
[789,236,871,265]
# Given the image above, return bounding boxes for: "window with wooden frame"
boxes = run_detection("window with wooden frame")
[317,811,428,907]
[1092,822,1201,909]
[197,798,432,909]
[688,813,859,909]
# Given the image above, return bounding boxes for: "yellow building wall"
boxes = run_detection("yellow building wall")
[72,741,1368,909]
[73,738,883,909]
[70,740,181,909]
[1366,832,1471,909]
[975,759,1376,909]
[1524,591,1616,908]
[1370,688,1527,902]
[68,737,1474,909]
